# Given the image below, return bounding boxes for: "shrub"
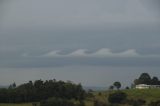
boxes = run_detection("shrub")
[98,92,102,96]
[126,99,146,106]
[149,100,160,106]
[40,97,75,106]
[40,97,85,106]
[108,91,127,104]
[94,99,107,106]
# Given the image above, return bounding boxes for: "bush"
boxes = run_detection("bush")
[40,97,85,106]
[86,92,94,98]
[108,91,127,104]
[149,100,160,106]
[40,97,75,106]
[94,99,107,106]
[79,101,85,106]
[126,99,146,106]
[98,92,102,96]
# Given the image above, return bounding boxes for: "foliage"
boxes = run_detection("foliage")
[0,79,86,103]
[40,97,85,106]
[134,73,160,85]
[108,91,127,104]
[124,89,160,102]
[126,99,146,106]
[125,86,129,90]
[113,82,121,90]
[148,100,160,106]
[1,89,160,106]
[40,97,74,106]
[109,86,114,90]
[94,99,107,106]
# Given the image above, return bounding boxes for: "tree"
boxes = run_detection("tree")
[109,85,114,90]
[125,86,129,90]
[134,73,152,85]
[113,82,121,90]
[108,91,127,104]
[138,73,151,84]
[12,83,16,88]
[134,79,139,85]
[0,79,86,103]
[151,76,159,85]
[8,83,16,89]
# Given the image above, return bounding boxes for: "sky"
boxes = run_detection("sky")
[0,0,160,87]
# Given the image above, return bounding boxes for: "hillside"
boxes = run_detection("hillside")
[124,89,160,102]
[85,89,160,106]
[1,89,160,106]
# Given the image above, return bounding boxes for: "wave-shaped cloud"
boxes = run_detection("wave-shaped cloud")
[44,48,140,58]
[6,48,160,68]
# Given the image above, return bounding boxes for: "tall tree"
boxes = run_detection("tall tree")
[134,73,151,85]
[151,76,159,85]
[113,82,121,90]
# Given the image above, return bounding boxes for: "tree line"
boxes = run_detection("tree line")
[0,79,86,103]
[134,73,160,85]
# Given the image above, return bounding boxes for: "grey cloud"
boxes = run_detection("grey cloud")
[1,53,160,68]
[0,0,160,86]
[1,0,159,30]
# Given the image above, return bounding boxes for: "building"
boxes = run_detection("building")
[135,84,160,89]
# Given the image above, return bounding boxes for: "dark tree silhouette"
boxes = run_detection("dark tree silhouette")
[134,73,160,85]
[108,91,127,104]
[113,82,121,90]
[0,79,86,103]
[109,85,114,90]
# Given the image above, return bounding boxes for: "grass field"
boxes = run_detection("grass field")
[124,89,160,102]
[84,89,160,106]
[0,89,160,106]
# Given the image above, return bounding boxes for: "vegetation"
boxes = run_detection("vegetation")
[113,82,121,90]
[41,97,77,106]
[0,79,86,103]
[93,99,107,106]
[91,89,160,106]
[0,103,35,106]
[148,100,160,106]
[126,99,146,106]
[108,91,127,104]
[0,88,160,106]
[134,73,160,85]
[0,73,160,106]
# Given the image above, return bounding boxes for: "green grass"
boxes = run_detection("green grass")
[124,89,160,102]
[85,89,160,106]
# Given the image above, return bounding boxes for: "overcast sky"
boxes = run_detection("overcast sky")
[0,0,160,87]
